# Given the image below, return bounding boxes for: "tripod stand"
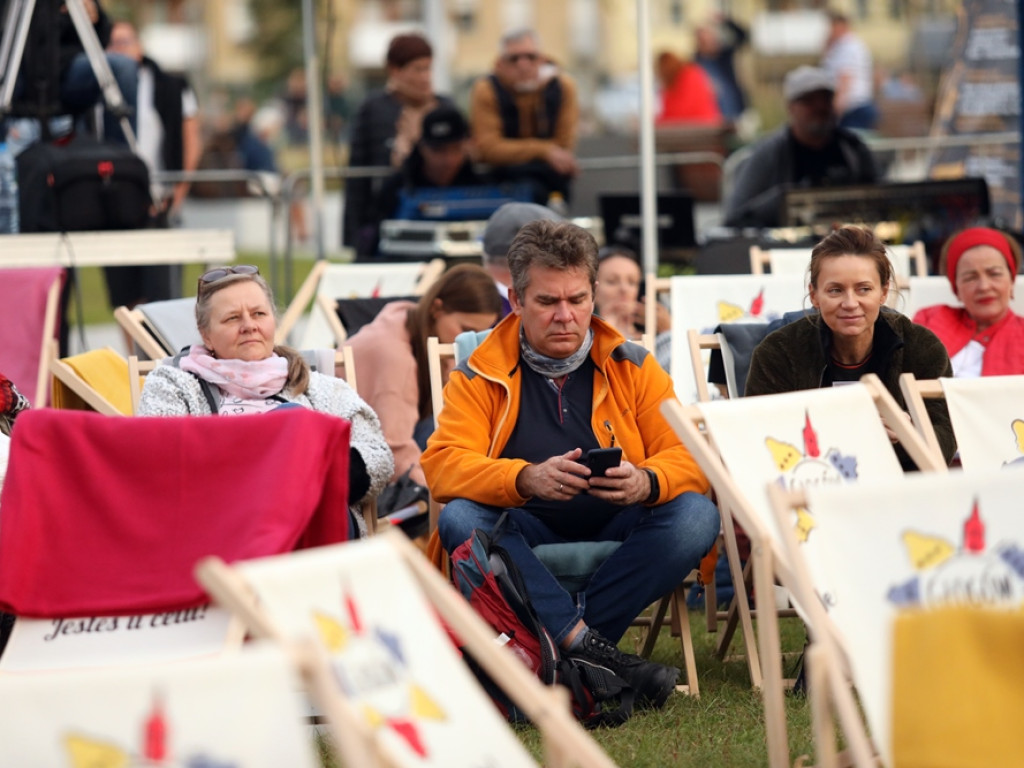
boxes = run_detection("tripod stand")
[0,0,137,150]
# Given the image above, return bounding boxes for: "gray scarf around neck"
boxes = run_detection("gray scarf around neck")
[519,326,594,379]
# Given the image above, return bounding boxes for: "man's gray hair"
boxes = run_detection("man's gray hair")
[501,28,539,51]
[507,220,598,300]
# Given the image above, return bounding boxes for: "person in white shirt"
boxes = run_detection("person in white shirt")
[103,20,201,312]
[821,10,877,130]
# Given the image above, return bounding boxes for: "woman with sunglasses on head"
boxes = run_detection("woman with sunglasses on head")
[137,266,394,530]
[912,227,1024,377]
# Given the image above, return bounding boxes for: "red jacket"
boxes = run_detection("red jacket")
[912,305,1024,376]
[657,64,722,125]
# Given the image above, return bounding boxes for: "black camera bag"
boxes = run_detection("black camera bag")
[17,136,151,233]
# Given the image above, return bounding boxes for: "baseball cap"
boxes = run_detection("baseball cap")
[482,202,564,259]
[421,105,469,147]
[783,66,836,103]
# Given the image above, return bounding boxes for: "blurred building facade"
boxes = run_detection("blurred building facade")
[118,0,960,135]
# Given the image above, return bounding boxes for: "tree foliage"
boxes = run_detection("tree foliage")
[245,0,306,98]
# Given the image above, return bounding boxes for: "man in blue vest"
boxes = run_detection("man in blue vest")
[469,29,579,209]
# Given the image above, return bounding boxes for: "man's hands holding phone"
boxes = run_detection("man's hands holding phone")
[514,447,652,505]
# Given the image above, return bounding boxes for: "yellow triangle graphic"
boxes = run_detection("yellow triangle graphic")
[903,531,955,571]
[64,733,129,768]
[312,612,348,653]
[408,683,446,721]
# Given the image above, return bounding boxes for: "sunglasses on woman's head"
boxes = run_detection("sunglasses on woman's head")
[197,265,260,291]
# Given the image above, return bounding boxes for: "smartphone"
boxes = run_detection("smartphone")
[582,447,622,478]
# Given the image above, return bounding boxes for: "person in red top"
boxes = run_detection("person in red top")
[913,227,1024,377]
[654,50,722,125]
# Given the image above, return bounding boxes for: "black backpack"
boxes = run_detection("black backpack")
[17,135,151,233]
[450,515,635,728]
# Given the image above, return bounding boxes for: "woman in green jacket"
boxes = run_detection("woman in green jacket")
[745,226,956,470]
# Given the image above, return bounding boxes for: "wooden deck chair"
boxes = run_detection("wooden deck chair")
[767,467,1024,768]
[426,331,701,691]
[50,347,133,416]
[667,274,807,404]
[196,531,619,768]
[905,275,1024,318]
[0,644,320,767]
[0,408,351,674]
[643,274,671,350]
[114,297,200,359]
[901,373,1024,472]
[751,242,927,282]
[296,258,446,349]
[660,377,946,768]
[0,266,63,407]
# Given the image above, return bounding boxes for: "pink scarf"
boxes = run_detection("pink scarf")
[179,345,288,400]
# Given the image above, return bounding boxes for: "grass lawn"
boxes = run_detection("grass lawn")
[511,612,815,767]
[317,610,816,768]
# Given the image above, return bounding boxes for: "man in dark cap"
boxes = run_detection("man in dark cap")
[377,104,489,221]
[723,65,875,229]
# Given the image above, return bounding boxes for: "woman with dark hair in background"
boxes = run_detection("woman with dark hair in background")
[745,226,956,470]
[343,33,453,259]
[344,264,501,491]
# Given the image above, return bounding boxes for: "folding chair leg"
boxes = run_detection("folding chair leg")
[716,509,763,689]
[753,541,790,768]
[639,594,672,658]
[671,584,700,698]
[806,643,840,768]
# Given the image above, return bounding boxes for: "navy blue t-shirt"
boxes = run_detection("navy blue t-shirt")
[501,358,619,539]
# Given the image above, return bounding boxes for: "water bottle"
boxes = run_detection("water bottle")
[0,142,19,234]
[546,191,569,218]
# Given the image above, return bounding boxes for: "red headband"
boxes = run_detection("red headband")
[945,227,1017,291]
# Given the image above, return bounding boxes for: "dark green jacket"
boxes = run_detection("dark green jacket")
[745,310,956,471]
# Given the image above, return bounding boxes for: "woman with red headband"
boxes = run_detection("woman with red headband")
[913,227,1024,377]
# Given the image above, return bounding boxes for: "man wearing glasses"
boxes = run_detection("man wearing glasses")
[469,29,579,209]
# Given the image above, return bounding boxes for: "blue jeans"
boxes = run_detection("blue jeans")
[439,492,720,645]
[60,52,138,145]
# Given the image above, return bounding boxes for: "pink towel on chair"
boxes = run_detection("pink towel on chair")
[0,267,64,406]
[0,408,350,618]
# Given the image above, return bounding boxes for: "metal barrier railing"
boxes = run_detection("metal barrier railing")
[154,132,1019,304]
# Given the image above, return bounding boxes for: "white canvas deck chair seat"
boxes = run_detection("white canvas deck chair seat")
[768,468,1024,768]
[660,377,946,768]
[292,257,446,349]
[668,274,807,404]
[427,331,701,692]
[196,531,619,768]
[0,644,320,767]
[751,242,927,285]
[900,373,1024,471]
[904,275,1024,319]
[0,408,351,674]
[114,296,202,359]
[0,266,63,407]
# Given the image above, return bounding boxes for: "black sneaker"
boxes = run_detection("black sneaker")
[569,630,679,709]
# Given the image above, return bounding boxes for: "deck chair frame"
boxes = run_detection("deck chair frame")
[196,530,618,768]
[660,376,945,768]
[767,484,878,768]
[50,346,128,416]
[751,241,927,282]
[291,258,446,349]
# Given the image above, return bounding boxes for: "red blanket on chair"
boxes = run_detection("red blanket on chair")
[0,408,350,617]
